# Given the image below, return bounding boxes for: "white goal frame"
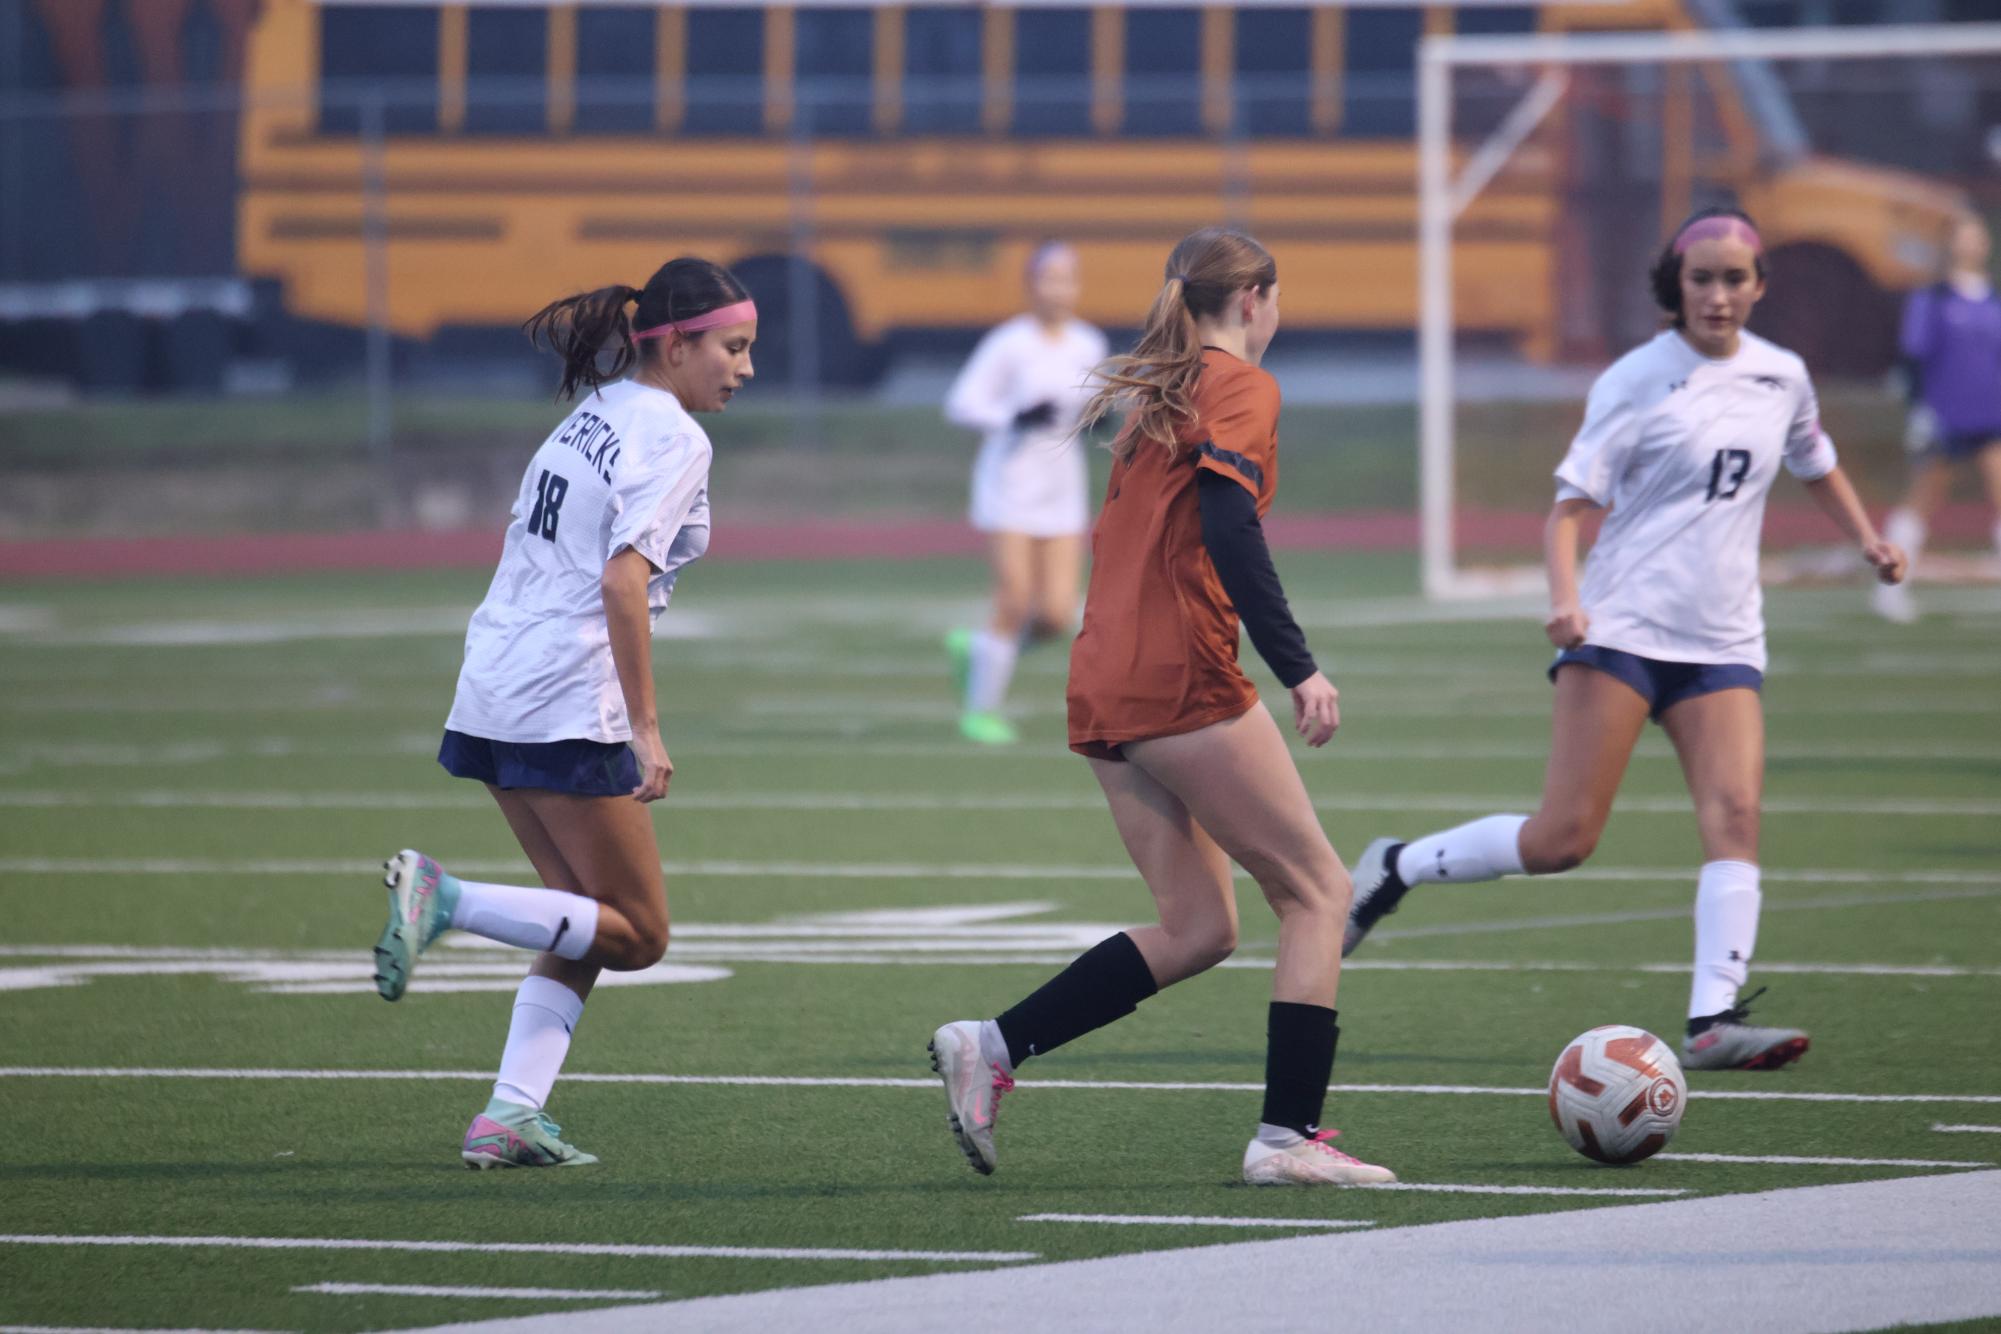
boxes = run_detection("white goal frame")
[1417,22,2001,600]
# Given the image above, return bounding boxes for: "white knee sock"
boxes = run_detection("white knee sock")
[493,974,586,1109]
[1991,517,2001,561]
[450,879,599,961]
[1394,814,1529,885]
[965,630,1019,714]
[1884,507,1926,567]
[1688,859,1761,1021]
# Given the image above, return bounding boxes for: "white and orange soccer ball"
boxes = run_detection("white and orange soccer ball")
[1547,1025,1688,1164]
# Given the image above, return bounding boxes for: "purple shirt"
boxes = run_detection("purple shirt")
[1901,282,2001,435]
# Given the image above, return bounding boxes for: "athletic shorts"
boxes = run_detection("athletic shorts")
[1935,428,2001,461]
[437,729,639,798]
[1548,646,1762,722]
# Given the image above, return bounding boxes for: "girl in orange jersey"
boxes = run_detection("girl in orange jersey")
[930,227,1395,1187]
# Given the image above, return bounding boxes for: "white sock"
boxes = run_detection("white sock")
[1991,517,2001,562]
[965,630,1019,714]
[492,974,586,1110]
[1884,507,1926,567]
[450,879,599,961]
[978,1018,1014,1075]
[1254,1121,1306,1148]
[1688,859,1761,1021]
[1394,814,1529,885]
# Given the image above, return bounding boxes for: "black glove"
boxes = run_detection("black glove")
[1011,400,1058,432]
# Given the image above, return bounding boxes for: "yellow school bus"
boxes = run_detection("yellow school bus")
[235,0,1967,380]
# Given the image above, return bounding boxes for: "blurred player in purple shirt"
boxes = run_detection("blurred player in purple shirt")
[1875,216,2001,622]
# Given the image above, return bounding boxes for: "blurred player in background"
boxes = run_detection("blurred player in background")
[1873,214,2001,623]
[1344,209,1907,1073]
[944,241,1108,745]
[371,258,755,1168]
[932,227,1395,1187]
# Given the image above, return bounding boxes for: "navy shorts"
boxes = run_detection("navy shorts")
[1936,428,2001,461]
[438,729,640,798]
[1548,646,1762,722]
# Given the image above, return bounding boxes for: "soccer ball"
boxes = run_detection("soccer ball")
[1547,1025,1687,1164]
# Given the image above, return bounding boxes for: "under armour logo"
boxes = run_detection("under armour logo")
[1668,379,1689,393]
[1728,950,1744,961]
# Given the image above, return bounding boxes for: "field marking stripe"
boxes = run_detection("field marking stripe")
[6,789,2001,818]
[295,1283,663,1300]
[4,1068,1997,1105]
[0,1235,1036,1264]
[1933,1125,2001,1134]
[1653,1152,1992,1168]
[1015,1215,1374,1229]
[0,856,1997,891]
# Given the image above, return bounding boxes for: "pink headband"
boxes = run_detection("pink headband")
[633,299,758,340]
[1673,217,1762,256]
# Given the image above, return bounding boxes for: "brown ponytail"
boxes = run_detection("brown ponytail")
[523,257,750,402]
[1079,227,1277,459]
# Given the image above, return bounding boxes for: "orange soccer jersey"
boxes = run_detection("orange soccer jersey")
[1067,348,1282,760]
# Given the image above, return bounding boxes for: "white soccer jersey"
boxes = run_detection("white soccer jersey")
[446,380,712,744]
[1554,329,1838,671]
[946,314,1108,538]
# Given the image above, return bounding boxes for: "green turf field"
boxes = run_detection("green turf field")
[1,553,1998,1331]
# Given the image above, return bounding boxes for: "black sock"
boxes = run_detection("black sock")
[1261,1002,1339,1136]
[994,932,1159,1068]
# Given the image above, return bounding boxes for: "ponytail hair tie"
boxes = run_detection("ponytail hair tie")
[1169,272,1189,283]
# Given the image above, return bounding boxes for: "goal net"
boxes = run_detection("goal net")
[1418,21,2001,599]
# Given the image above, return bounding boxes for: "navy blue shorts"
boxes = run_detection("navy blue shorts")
[1548,646,1762,722]
[438,729,640,798]
[1936,428,2001,461]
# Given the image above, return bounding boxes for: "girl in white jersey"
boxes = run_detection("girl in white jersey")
[1343,209,1907,1072]
[369,257,755,1168]
[944,242,1108,745]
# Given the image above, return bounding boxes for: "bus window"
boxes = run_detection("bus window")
[1454,6,1539,36]
[1235,7,1312,138]
[797,8,875,134]
[684,7,763,134]
[904,6,983,134]
[575,6,657,133]
[319,4,438,134]
[1342,7,1421,137]
[1014,7,1092,136]
[464,6,547,135]
[1124,7,1202,137]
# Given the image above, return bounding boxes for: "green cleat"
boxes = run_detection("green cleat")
[945,628,974,703]
[372,848,459,1002]
[461,1098,599,1169]
[958,710,1019,746]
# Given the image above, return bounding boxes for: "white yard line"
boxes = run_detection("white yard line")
[5,789,2000,818]
[1016,1215,1375,1230]
[295,1283,662,1301]
[4,1067,1998,1105]
[0,1234,1036,1265]
[1653,1152,1991,1168]
[1354,1182,1687,1197]
[1933,1125,2001,1135]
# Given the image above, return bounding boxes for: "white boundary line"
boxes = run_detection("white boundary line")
[1653,1153,1990,1169]
[1015,1214,1375,1230]
[5,789,1999,818]
[1,856,1996,891]
[1354,1182,1687,1198]
[294,1283,662,1300]
[0,1234,1037,1264]
[1932,1124,2001,1135]
[5,1067,1998,1106]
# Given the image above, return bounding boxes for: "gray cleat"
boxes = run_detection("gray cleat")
[1681,988,1810,1071]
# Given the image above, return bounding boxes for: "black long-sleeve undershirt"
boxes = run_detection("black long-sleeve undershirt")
[1196,469,1318,689]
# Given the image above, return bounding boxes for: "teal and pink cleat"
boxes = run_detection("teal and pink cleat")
[372,848,460,1002]
[461,1098,599,1169]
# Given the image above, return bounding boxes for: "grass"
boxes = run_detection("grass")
[0,552,1997,1331]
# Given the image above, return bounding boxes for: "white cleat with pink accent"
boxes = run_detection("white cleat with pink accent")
[1243,1129,1397,1186]
[929,1020,1012,1176]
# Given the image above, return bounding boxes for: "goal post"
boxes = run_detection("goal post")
[1417,22,2001,600]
